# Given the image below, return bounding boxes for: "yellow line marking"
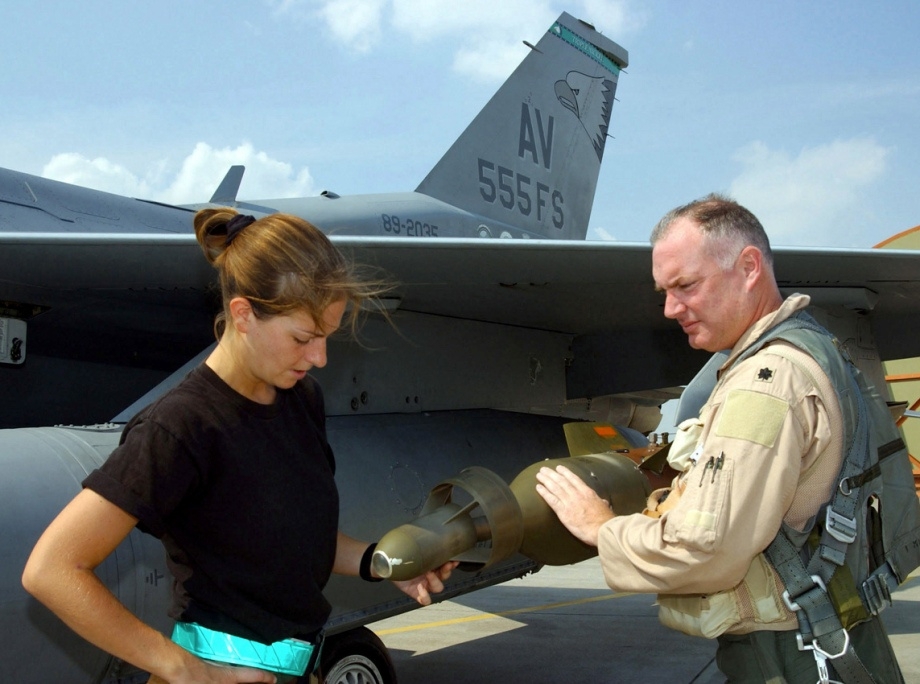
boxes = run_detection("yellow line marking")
[375,592,634,636]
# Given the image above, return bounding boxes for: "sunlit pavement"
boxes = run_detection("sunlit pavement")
[374,558,920,684]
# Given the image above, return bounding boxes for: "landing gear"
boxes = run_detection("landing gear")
[313,627,397,684]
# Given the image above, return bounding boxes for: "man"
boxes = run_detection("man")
[535,194,904,682]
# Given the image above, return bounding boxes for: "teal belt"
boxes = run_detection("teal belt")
[171,622,317,676]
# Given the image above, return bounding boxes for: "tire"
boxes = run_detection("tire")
[313,626,397,684]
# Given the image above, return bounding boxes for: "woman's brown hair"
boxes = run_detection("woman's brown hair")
[194,208,392,338]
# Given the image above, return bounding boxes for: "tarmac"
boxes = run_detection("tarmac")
[372,558,920,683]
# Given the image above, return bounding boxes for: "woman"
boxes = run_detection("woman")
[22,209,454,683]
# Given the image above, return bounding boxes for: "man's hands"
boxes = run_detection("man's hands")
[535,465,615,547]
[392,561,459,606]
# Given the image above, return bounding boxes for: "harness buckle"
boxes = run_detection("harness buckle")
[811,648,844,684]
[861,564,895,615]
[782,574,826,613]
[825,506,857,544]
[812,628,851,661]
[797,628,850,684]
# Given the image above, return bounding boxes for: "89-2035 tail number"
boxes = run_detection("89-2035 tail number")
[380,215,439,236]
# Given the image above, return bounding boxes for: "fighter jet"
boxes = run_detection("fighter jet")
[2,11,920,684]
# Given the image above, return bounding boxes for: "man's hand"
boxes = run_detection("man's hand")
[535,465,615,547]
[392,561,459,606]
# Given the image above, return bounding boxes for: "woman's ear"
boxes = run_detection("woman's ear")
[228,297,254,333]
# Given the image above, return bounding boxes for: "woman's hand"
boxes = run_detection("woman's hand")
[392,560,459,606]
[148,658,278,684]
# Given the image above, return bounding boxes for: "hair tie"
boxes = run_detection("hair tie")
[225,214,256,246]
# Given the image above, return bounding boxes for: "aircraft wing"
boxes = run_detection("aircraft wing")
[284,237,920,412]
[3,228,920,426]
[6,228,919,339]
[334,236,920,344]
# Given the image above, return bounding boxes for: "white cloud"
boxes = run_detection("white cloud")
[267,0,301,13]
[588,225,617,241]
[453,39,533,83]
[578,0,646,34]
[37,1,642,206]
[318,0,387,53]
[267,0,387,51]
[42,142,315,205]
[307,0,640,81]
[390,0,552,35]
[728,138,889,247]
[388,0,640,37]
[42,153,160,199]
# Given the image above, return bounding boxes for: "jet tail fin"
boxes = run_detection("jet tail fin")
[416,13,627,240]
[209,165,245,205]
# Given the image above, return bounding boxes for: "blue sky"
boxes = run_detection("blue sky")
[2,0,918,247]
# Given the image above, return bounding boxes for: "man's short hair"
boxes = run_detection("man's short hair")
[650,193,774,270]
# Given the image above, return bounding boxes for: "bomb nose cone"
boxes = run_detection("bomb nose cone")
[371,549,396,579]
[372,501,478,581]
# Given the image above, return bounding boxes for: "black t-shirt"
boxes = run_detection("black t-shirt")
[83,364,339,644]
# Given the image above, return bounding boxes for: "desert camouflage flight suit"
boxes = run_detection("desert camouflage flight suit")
[596,294,903,683]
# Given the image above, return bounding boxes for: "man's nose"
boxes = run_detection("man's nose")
[663,292,683,319]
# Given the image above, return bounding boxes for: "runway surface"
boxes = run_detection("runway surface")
[373,558,920,683]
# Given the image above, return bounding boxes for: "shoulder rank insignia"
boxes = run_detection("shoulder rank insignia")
[756,367,774,382]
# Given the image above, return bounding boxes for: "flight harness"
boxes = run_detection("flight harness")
[736,311,920,684]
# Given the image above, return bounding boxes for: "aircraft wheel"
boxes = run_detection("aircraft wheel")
[313,626,396,684]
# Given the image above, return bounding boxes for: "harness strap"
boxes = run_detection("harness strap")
[745,313,878,684]
[768,532,875,684]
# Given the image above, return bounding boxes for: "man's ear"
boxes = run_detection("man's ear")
[739,246,763,285]
[228,297,254,333]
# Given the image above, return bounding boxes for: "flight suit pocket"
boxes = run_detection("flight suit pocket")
[663,452,732,552]
[739,553,787,625]
[667,417,704,472]
[658,591,740,638]
[658,555,788,637]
